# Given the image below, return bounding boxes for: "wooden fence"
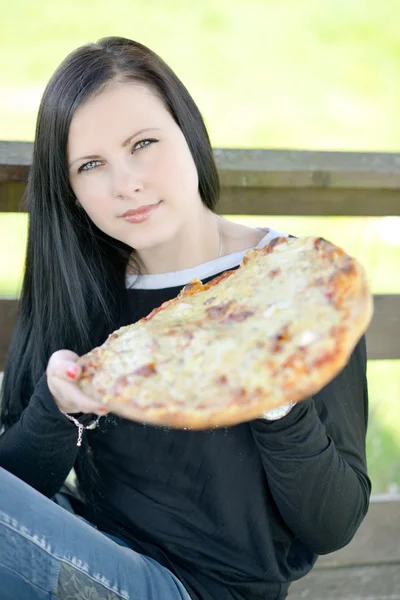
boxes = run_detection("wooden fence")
[1,140,400,598]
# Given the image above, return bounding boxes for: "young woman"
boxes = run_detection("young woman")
[0,37,370,600]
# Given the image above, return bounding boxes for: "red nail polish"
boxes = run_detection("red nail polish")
[67,365,78,379]
[98,407,107,413]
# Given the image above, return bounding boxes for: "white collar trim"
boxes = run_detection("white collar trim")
[125,227,288,290]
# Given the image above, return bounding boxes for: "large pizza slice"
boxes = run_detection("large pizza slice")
[76,236,373,429]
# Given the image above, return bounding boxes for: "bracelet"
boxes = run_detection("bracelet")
[60,411,102,447]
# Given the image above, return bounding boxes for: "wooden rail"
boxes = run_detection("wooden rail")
[2,142,400,215]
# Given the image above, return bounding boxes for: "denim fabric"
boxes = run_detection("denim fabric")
[0,467,191,600]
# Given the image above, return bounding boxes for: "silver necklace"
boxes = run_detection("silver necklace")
[217,218,223,258]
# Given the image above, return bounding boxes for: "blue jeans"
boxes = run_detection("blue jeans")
[0,467,192,600]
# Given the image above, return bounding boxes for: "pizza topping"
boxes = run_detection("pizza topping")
[263,299,291,318]
[265,236,286,254]
[176,302,192,311]
[297,330,318,346]
[269,268,281,278]
[224,310,254,323]
[271,325,291,353]
[314,237,325,250]
[311,349,338,369]
[340,261,356,275]
[133,363,157,377]
[206,301,234,320]
[182,279,205,296]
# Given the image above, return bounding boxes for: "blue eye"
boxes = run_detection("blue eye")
[132,138,158,152]
[78,160,100,173]
[77,138,158,173]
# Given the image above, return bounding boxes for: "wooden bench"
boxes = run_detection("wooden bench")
[288,494,400,599]
[1,141,400,598]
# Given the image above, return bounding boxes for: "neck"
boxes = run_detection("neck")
[130,212,223,275]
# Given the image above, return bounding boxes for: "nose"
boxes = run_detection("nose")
[111,162,143,199]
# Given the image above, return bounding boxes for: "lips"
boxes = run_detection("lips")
[121,203,160,218]
[120,201,161,224]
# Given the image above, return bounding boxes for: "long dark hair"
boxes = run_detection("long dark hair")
[0,36,220,499]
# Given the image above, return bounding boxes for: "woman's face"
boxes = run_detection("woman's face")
[67,82,203,254]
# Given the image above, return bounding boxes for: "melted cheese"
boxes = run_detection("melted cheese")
[80,236,371,420]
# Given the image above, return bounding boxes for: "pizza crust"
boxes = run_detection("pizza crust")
[76,236,373,429]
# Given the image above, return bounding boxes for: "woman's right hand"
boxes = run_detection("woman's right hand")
[46,350,108,416]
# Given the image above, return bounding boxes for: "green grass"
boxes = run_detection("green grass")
[2,0,400,150]
[1,0,399,493]
[367,359,400,494]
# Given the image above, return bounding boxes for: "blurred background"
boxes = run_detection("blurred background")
[0,0,399,493]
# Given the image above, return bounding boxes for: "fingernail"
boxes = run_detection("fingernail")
[97,407,107,413]
[67,365,79,379]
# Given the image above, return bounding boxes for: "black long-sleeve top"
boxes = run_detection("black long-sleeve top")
[0,231,371,600]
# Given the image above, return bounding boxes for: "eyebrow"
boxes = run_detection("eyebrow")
[68,127,162,168]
